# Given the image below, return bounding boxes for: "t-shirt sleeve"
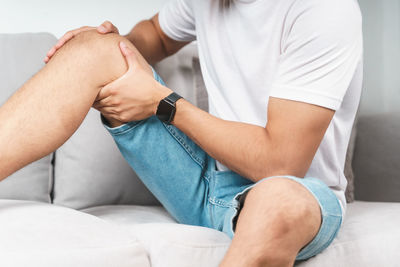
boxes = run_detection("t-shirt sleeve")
[158,0,196,42]
[270,0,363,110]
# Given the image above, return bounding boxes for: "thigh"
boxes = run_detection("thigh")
[105,115,216,227]
[103,70,215,227]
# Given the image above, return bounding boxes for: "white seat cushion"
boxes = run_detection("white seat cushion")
[0,200,149,267]
[83,205,230,267]
[85,201,400,267]
[297,201,400,266]
[82,205,177,224]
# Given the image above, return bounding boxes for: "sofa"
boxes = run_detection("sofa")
[0,33,399,267]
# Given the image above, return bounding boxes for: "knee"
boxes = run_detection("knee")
[245,178,321,240]
[50,30,135,86]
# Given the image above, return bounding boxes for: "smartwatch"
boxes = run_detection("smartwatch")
[156,92,183,124]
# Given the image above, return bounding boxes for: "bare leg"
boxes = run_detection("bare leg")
[219,178,322,267]
[0,30,146,180]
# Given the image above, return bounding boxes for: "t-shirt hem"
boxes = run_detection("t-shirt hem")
[270,84,342,111]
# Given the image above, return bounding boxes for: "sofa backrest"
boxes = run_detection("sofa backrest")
[353,112,400,202]
[0,33,57,203]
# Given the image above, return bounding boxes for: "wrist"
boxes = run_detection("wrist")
[152,84,173,116]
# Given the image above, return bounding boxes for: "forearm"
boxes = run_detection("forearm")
[172,100,296,182]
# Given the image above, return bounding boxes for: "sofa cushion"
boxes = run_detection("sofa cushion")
[297,201,400,267]
[84,205,230,267]
[0,200,150,267]
[131,223,230,267]
[82,204,177,224]
[344,119,357,203]
[353,112,400,201]
[0,33,56,202]
[154,43,198,103]
[53,108,160,209]
[84,202,400,267]
[83,204,230,267]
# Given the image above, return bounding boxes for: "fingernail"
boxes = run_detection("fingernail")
[97,25,107,33]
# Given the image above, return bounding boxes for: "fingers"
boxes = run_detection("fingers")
[92,101,112,113]
[92,102,121,122]
[97,21,119,34]
[119,42,139,70]
[44,26,94,63]
[92,105,119,122]
[95,85,114,102]
[44,21,120,63]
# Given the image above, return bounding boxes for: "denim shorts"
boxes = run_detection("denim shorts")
[101,69,343,261]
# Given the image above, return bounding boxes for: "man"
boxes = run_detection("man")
[0,0,362,266]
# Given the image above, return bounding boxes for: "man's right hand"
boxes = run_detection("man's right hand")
[44,21,119,63]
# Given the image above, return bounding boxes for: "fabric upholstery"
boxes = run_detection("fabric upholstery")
[344,119,358,203]
[84,201,400,267]
[0,200,150,267]
[192,57,209,112]
[83,205,230,267]
[53,108,160,209]
[353,112,400,201]
[297,201,400,267]
[0,33,56,202]
[154,43,198,104]
[82,205,176,224]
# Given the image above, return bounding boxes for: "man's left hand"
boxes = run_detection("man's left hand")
[93,42,172,123]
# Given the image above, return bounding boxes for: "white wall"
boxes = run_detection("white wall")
[359,0,400,115]
[0,0,166,37]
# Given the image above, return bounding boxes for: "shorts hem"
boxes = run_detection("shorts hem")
[221,176,343,261]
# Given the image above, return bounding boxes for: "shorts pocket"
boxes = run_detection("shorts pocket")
[209,167,253,207]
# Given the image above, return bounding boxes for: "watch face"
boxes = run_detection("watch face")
[157,99,174,122]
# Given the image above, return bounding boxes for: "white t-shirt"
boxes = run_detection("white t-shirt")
[159,0,363,215]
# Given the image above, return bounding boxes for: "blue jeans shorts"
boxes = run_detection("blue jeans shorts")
[102,69,343,261]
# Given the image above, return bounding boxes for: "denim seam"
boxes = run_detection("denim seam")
[203,172,211,182]
[109,120,147,136]
[163,124,206,169]
[208,196,235,208]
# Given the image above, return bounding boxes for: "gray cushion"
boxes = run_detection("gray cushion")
[53,109,160,210]
[192,57,209,112]
[344,119,357,203]
[353,112,400,202]
[154,43,198,104]
[0,33,57,202]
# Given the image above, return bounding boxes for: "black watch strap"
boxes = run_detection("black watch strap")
[165,92,183,104]
[156,92,183,124]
